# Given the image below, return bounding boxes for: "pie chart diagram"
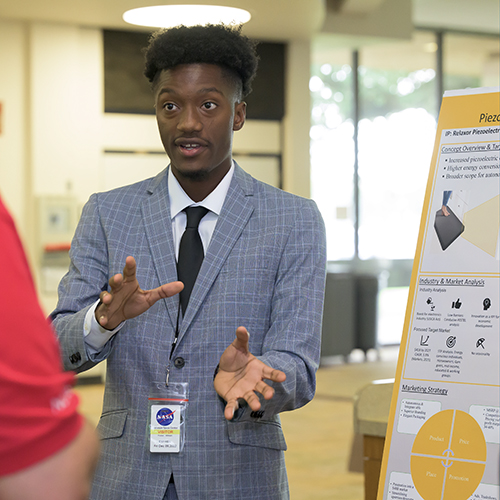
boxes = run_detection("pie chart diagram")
[410,409,487,500]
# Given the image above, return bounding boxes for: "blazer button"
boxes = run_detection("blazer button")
[173,357,185,369]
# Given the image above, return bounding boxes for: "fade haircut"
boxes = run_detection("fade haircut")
[144,24,259,100]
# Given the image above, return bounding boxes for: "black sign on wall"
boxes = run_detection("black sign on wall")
[103,29,286,121]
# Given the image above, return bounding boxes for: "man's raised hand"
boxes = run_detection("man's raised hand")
[95,256,183,330]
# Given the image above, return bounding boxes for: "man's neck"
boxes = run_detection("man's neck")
[172,162,233,202]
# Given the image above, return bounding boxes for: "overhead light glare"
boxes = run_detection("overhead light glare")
[424,42,438,53]
[123,5,251,29]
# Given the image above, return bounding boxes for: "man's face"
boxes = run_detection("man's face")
[154,63,246,191]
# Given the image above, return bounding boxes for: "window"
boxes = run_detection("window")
[311,29,499,346]
[358,31,438,260]
[310,48,355,261]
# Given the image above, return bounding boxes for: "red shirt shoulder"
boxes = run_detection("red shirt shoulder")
[0,198,82,476]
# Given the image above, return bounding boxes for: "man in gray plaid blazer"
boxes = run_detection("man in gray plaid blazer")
[51,24,326,500]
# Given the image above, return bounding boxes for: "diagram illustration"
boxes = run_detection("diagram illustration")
[410,410,487,500]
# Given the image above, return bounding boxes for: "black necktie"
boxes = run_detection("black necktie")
[177,206,209,314]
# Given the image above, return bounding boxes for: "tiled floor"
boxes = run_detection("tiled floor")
[74,347,399,500]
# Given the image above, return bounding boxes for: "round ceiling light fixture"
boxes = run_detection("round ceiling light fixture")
[123,4,251,28]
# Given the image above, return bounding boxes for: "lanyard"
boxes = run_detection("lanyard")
[166,302,182,386]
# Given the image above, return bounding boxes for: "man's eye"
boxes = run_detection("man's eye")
[203,102,217,110]
[164,103,176,111]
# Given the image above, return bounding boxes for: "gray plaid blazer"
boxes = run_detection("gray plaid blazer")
[51,163,326,500]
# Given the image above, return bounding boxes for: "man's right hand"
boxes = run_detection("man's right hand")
[95,256,183,330]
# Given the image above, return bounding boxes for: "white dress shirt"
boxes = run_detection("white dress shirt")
[84,163,235,353]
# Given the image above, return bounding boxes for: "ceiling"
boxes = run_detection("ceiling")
[0,0,325,41]
[0,0,498,42]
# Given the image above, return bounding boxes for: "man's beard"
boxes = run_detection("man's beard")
[178,169,209,181]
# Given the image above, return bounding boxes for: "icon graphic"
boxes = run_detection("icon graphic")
[156,408,176,426]
[420,336,429,346]
[476,338,485,349]
[441,449,454,468]
[451,298,462,309]
[427,297,435,311]
[483,298,491,311]
[446,336,456,349]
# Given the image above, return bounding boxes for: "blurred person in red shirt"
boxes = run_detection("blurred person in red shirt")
[0,196,99,500]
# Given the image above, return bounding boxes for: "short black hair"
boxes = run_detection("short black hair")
[144,24,259,98]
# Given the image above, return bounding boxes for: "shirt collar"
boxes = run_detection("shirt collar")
[168,161,235,219]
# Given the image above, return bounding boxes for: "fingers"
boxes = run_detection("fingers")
[146,281,184,308]
[96,292,110,327]
[99,290,112,305]
[157,281,184,299]
[255,380,275,400]
[219,364,286,420]
[263,367,287,384]
[224,383,271,418]
[106,257,135,286]
[224,400,239,420]
[224,392,262,421]
[107,256,134,291]
[108,272,123,291]
[122,256,137,279]
[233,326,250,350]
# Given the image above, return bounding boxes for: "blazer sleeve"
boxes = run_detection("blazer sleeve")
[231,197,327,422]
[50,193,115,372]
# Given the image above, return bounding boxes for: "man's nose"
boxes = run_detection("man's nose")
[178,107,203,132]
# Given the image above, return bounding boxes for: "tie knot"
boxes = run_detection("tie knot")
[184,206,209,229]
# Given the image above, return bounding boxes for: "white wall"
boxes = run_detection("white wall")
[0,21,27,237]
[101,114,282,191]
[24,22,304,224]
[283,39,312,198]
[30,23,102,205]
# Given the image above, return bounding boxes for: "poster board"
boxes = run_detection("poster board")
[378,87,500,500]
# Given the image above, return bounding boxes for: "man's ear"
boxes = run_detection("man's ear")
[233,101,246,131]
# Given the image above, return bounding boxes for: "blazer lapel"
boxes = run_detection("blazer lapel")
[141,167,180,330]
[178,164,255,336]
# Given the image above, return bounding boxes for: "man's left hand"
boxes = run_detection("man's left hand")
[214,326,286,420]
